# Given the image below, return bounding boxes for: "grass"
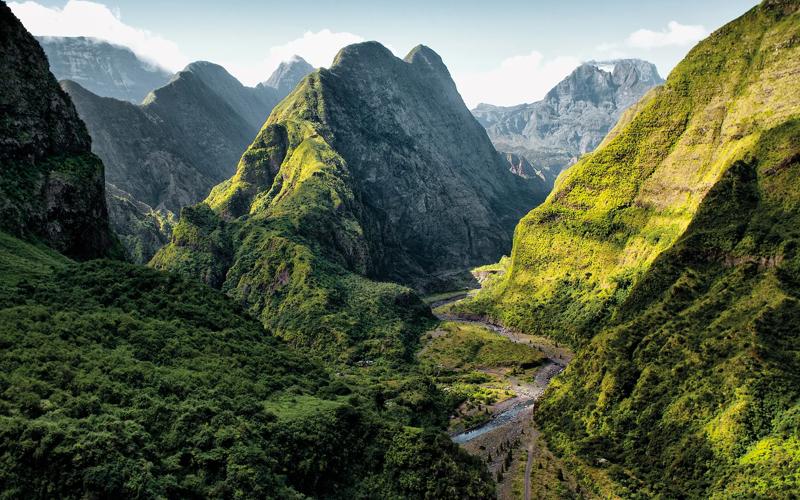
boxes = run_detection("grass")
[419,322,546,372]
[263,394,346,420]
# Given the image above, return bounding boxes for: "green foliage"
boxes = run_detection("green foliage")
[419,322,546,372]
[379,427,495,499]
[154,77,435,364]
[536,118,800,497]
[0,234,493,498]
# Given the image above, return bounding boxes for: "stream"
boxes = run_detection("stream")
[431,296,568,445]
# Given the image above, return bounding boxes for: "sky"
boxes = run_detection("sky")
[10,0,760,107]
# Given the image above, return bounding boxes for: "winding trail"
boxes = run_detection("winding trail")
[432,295,571,500]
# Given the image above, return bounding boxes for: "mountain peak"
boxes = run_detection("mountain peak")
[331,41,396,70]
[262,55,314,94]
[404,44,451,77]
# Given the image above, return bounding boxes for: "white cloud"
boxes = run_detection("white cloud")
[454,51,581,108]
[8,0,188,71]
[626,21,707,49]
[228,29,366,86]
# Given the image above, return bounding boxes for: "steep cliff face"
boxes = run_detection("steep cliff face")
[37,36,172,103]
[459,1,800,496]
[472,59,663,184]
[0,4,118,260]
[153,42,544,357]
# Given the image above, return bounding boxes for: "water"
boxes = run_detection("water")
[452,399,535,444]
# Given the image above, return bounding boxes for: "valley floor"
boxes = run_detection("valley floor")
[422,294,580,499]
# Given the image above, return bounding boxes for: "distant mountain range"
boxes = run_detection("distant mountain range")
[473,59,663,184]
[43,42,315,262]
[36,36,173,103]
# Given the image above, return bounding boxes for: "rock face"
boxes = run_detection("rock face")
[472,59,663,184]
[37,36,172,103]
[0,4,118,260]
[310,43,547,287]
[104,183,175,264]
[153,42,544,356]
[460,2,800,496]
[261,55,315,96]
[62,58,313,262]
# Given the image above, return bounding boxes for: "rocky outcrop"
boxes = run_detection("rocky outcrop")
[202,42,547,290]
[503,152,545,182]
[37,36,172,103]
[105,183,175,264]
[472,59,663,185]
[0,3,118,260]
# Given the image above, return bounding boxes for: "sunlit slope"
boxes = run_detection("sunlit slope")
[539,115,800,498]
[457,0,800,346]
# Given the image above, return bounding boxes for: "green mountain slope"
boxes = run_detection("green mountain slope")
[0,3,118,260]
[0,232,494,498]
[457,0,800,348]
[540,115,800,499]
[61,59,314,263]
[455,0,800,496]
[153,42,545,361]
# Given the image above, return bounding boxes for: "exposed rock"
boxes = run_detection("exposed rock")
[153,42,546,356]
[472,59,663,185]
[105,183,175,264]
[0,3,118,260]
[37,36,172,103]
[261,55,315,96]
[61,56,314,259]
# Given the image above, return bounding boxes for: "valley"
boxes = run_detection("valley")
[2,0,799,498]
[420,292,576,498]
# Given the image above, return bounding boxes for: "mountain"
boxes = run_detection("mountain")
[0,7,493,497]
[152,41,546,358]
[457,0,800,496]
[261,55,315,95]
[37,36,172,103]
[62,59,314,262]
[0,8,118,260]
[104,183,176,264]
[472,59,663,184]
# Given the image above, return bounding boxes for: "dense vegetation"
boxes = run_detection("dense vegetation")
[455,1,800,497]
[0,8,496,497]
[455,0,800,349]
[418,321,546,432]
[0,232,493,498]
[539,118,800,498]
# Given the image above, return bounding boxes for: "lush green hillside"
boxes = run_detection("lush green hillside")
[0,232,493,498]
[539,116,800,498]
[455,0,800,348]
[153,42,544,361]
[0,7,495,497]
[454,0,800,497]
